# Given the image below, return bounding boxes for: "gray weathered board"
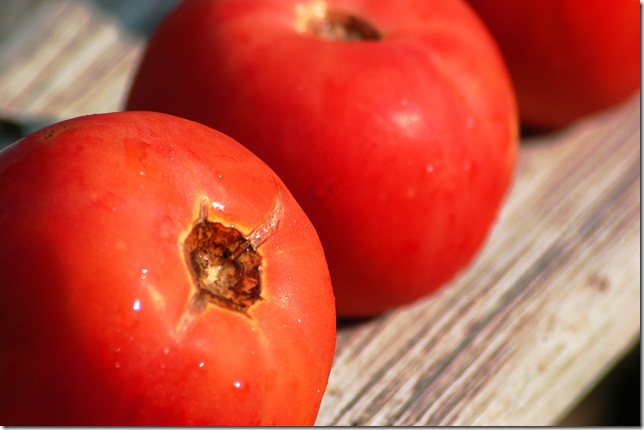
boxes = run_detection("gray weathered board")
[0,0,639,426]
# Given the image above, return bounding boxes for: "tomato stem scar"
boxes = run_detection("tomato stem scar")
[175,191,283,338]
[295,2,381,41]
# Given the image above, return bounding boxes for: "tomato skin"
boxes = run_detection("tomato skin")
[0,112,336,425]
[126,0,518,316]
[468,0,640,130]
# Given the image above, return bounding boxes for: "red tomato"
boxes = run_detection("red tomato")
[126,0,519,317]
[468,0,640,130]
[0,112,336,425]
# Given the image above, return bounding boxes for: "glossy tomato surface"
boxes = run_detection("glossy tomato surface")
[468,0,640,130]
[127,0,518,317]
[0,111,336,425]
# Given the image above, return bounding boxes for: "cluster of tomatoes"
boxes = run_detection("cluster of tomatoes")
[0,0,638,425]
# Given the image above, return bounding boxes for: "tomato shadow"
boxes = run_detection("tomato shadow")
[91,0,180,37]
[0,116,58,150]
[520,126,553,139]
[519,122,574,148]
[336,315,379,331]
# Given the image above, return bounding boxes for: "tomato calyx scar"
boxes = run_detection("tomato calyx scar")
[295,2,381,42]
[177,191,282,334]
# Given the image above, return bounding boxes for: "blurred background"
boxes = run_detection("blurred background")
[0,1,639,426]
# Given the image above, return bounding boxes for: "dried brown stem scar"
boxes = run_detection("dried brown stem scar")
[183,191,282,317]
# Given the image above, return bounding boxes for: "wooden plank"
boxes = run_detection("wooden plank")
[0,0,143,120]
[0,0,640,426]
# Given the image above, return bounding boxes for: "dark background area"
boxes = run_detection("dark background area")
[558,342,640,426]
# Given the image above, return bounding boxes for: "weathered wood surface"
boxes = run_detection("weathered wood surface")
[0,1,640,426]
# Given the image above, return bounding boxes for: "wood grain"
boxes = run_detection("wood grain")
[0,1,639,426]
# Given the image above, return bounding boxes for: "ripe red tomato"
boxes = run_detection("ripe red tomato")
[0,112,336,425]
[468,0,640,130]
[126,0,518,317]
